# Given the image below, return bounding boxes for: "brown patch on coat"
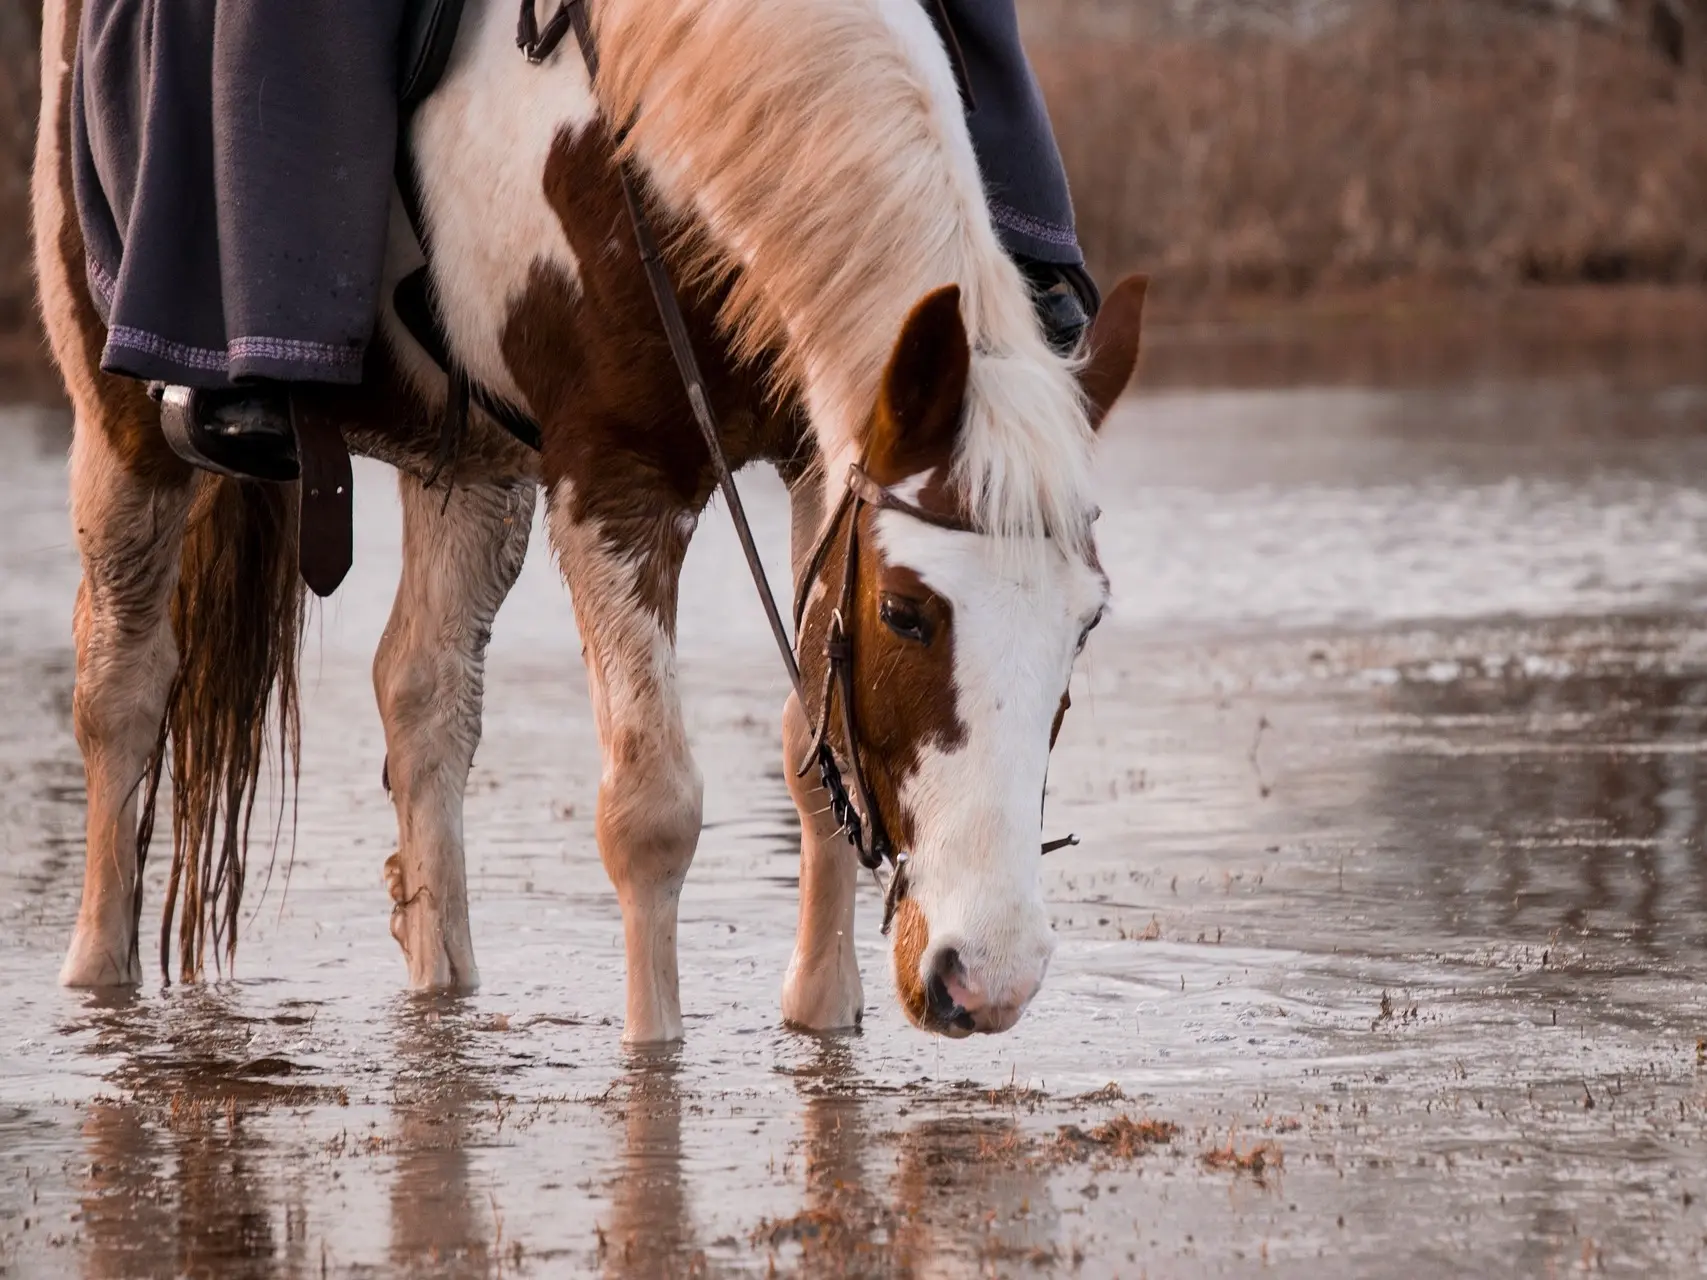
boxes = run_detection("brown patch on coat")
[791,514,968,867]
[500,124,805,634]
[788,290,979,879]
[1049,688,1071,750]
[890,897,931,1028]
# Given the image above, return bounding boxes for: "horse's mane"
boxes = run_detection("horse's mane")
[594,0,1094,551]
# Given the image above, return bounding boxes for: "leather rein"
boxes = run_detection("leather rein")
[525,0,1074,935]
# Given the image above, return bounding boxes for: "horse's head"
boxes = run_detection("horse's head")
[796,275,1146,1036]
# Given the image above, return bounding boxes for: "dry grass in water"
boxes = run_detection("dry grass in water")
[1201,1136,1285,1180]
[1052,1114,1181,1162]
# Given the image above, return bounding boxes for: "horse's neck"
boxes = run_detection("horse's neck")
[407,0,1087,549]
[593,0,1044,462]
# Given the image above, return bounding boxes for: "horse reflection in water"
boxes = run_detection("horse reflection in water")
[36,0,1146,1043]
[388,999,503,1276]
[72,992,310,1279]
[69,995,520,1277]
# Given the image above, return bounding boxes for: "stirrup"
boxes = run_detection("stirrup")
[154,384,302,483]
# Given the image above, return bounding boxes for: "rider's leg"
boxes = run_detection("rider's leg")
[73,0,405,478]
[929,0,1099,351]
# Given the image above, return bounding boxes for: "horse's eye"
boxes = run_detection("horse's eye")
[1075,607,1105,655]
[880,594,932,643]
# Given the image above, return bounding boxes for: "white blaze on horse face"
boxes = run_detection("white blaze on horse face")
[873,491,1108,1032]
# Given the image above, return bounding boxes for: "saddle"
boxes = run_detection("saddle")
[400,0,468,110]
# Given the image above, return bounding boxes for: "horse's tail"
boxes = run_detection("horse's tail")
[145,476,305,982]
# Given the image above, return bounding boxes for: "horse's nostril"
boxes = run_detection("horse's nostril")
[926,948,975,1031]
[924,969,955,1021]
[934,947,961,977]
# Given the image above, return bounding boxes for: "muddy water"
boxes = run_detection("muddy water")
[4,376,1707,1277]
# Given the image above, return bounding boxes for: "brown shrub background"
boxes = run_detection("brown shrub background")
[1,2,42,382]
[1,0,1704,385]
[1027,0,1707,300]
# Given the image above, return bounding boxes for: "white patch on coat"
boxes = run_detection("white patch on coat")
[396,0,597,407]
[872,484,1109,1023]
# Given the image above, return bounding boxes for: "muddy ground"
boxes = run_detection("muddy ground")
[5,335,1707,1276]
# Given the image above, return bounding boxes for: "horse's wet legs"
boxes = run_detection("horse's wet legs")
[62,422,194,987]
[779,475,863,1029]
[547,483,701,1044]
[374,476,534,990]
[780,692,864,1029]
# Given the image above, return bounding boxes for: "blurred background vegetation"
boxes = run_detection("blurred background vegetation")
[2,2,41,390]
[1025,0,1707,301]
[2,0,1704,389]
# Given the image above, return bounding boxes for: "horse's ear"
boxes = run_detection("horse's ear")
[868,285,970,481]
[1076,274,1147,431]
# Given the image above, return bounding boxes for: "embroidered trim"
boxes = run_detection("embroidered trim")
[104,327,364,374]
[92,255,366,373]
[229,336,364,367]
[989,199,1080,251]
[87,256,118,304]
[106,326,228,371]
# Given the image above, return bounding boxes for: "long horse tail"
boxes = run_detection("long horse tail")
[146,476,305,982]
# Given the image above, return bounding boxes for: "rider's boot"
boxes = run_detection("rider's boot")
[154,382,302,483]
[1016,257,1101,356]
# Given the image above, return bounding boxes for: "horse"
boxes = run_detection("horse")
[32,0,1146,1041]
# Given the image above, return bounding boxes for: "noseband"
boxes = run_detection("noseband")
[550,1,1075,936]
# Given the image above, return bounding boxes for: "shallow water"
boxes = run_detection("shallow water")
[4,377,1707,1277]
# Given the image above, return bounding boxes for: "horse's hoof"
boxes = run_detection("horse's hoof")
[60,927,141,988]
[781,962,864,1032]
[621,1019,685,1047]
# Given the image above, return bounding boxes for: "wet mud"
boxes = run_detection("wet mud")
[4,366,1707,1276]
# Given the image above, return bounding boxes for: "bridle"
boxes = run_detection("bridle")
[529,0,1077,935]
[791,464,981,930]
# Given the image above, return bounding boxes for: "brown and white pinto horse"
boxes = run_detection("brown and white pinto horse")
[33,0,1145,1040]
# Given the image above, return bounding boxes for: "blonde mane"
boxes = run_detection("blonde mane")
[593,0,1095,549]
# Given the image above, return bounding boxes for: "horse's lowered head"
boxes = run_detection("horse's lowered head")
[797,274,1147,1037]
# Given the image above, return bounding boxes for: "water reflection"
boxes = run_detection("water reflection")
[599,1048,698,1279]
[771,1038,1059,1275]
[70,990,306,1279]
[58,991,529,1279]
[387,997,497,1278]
[1373,658,1707,959]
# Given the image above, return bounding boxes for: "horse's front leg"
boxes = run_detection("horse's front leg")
[547,483,701,1044]
[780,473,864,1030]
[780,693,865,1029]
[374,475,534,990]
